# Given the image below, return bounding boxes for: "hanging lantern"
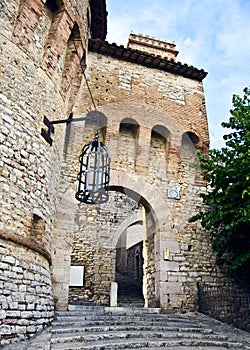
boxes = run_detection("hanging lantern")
[75,132,110,204]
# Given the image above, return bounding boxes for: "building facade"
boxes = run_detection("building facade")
[0,0,225,345]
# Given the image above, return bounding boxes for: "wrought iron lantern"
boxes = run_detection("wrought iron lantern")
[75,132,110,204]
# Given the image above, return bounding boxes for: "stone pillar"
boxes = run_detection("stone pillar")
[110,282,118,307]
[155,224,184,310]
[51,228,72,310]
[106,122,120,163]
[51,187,77,310]
[142,207,148,308]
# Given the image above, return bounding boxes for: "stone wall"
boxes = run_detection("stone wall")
[68,192,142,305]
[0,0,98,344]
[198,282,250,332]
[0,0,91,241]
[0,237,54,345]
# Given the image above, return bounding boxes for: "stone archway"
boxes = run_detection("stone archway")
[108,170,176,308]
[51,169,182,310]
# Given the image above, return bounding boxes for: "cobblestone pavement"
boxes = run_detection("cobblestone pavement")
[1,309,250,350]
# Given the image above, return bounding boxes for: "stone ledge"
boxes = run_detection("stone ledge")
[0,229,52,265]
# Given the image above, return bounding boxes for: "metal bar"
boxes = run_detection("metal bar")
[41,114,98,146]
[50,115,96,125]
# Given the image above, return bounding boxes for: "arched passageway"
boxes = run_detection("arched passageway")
[51,169,173,310]
[115,220,145,306]
[68,184,159,308]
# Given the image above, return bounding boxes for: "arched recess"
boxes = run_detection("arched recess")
[181,131,199,162]
[65,49,86,114]
[118,118,140,170]
[63,111,108,162]
[12,0,45,51]
[61,24,83,98]
[28,0,62,61]
[41,2,74,77]
[181,131,200,183]
[12,0,65,58]
[149,125,170,178]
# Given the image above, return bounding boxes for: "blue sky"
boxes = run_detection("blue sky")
[106,0,250,149]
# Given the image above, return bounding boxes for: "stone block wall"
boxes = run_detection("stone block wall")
[0,237,54,345]
[198,282,250,332]
[0,0,98,344]
[0,0,91,244]
[68,192,142,305]
[127,241,144,283]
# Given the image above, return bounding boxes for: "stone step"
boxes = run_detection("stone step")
[117,302,145,307]
[50,337,245,350]
[50,309,247,350]
[55,311,199,322]
[53,316,201,328]
[53,315,207,331]
[51,324,214,335]
[51,329,230,343]
[2,309,250,350]
[124,348,245,350]
[67,305,160,314]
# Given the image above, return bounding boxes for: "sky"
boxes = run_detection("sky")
[105,0,250,149]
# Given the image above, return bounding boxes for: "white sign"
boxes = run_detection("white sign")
[69,266,84,287]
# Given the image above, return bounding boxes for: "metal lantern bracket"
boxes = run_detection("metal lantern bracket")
[41,113,98,146]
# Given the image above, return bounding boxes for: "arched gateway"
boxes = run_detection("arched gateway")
[50,94,213,313]
[51,169,179,310]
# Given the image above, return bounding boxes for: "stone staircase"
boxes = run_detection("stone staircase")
[49,306,250,350]
[2,305,250,349]
[115,273,144,307]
